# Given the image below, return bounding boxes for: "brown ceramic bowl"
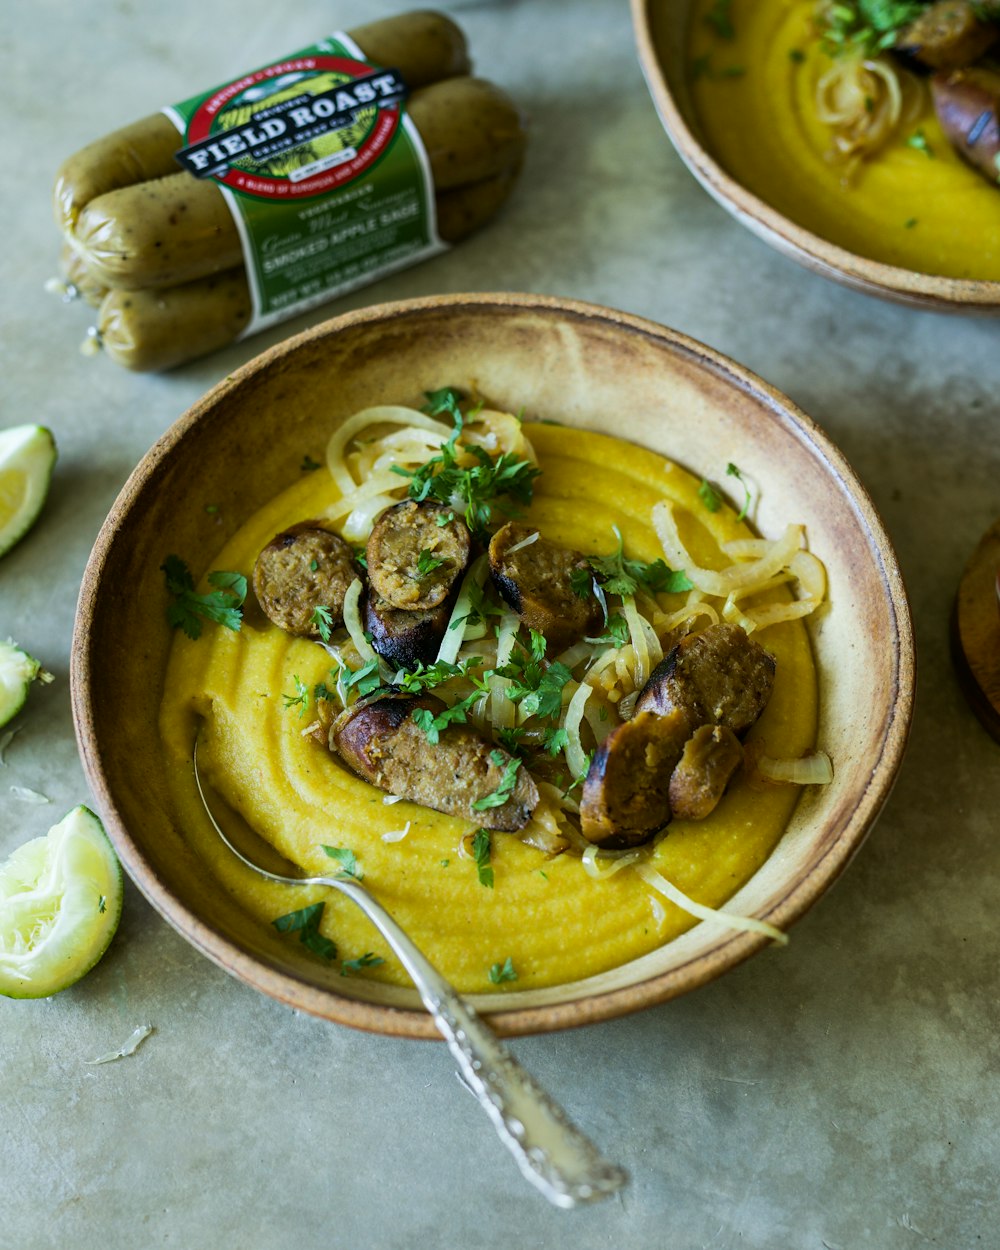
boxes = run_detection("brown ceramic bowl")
[632,0,1000,316]
[72,293,914,1038]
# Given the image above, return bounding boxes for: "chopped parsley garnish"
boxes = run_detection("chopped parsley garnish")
[300,454,322,472]
[272,901,337,961]
[322,844,363,880]
[390,402,540,541]
[819,0,927,57]
[585,613,630,648]
[421,386,467,424]
[282,675,309,716]
[410,683,485,743]
[344,659,382,697]
[488,957,518,984]
[472,753,521,811]
[576,527,692,598]
[727,462,752,521]
[704,0,735,38]
[311,604,334,642]
[397,656,484,695]
[698,478,723,512]
[494,632,573,721]
[98,895,106,914]
[341,952,385,976]
[472,828,494,888]
[161,556,247,640]
[906,129,933,157]
[542,726,569,757]
[789,47,806,62]
[904,217,918,228]
[416,547,446,578]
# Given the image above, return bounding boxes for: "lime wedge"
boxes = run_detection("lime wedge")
[0,639,53,728]
[0,424,57,558]
[0,806,123,999]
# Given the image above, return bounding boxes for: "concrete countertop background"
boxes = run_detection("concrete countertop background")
[2,1,998,1246]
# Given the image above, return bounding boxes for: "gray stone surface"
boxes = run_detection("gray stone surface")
[2,1,998,1246]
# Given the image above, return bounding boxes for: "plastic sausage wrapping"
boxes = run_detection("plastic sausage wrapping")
[52,11,528,371]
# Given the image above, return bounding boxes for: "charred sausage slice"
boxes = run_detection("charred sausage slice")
[488,522,603,651]
[366,500,471,611]
[668,725,744,822]
[931,66,1000,183]
[364,594,452,670]
[329,690,538,831]
[635,623,775,737]
[895,1,998,70]
[253,522,359,638]
[579,708,694,849]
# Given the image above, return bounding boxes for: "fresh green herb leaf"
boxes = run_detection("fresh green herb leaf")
[488,957,518,984]
[272,901,337,961]
[495,725,527,755]
[416,548,446,578]
[472,756,521,811]
[472,827,494,888]
[819,0,928,57]
[411,690,481,744]
[311,604,334,643]
[583,527,692,597]
[904,217,918,228]
[341,952,385,976]
[300,454,322,472]
[322,845,363,880]
[162,555,247,640]
[698,479,723,512]
[98,895,106,913]
[542,726,569,757]
[726,462,753,522]
[282,675,310,717]
[691,52,713,80]
[391,405,540,540]
[421,387,465,424]
[205,503,219,515]
[705,0,735,38]
[585,613,630,648]
[789,47,806,62]
[907,128,933,156]
[396,656,485,695]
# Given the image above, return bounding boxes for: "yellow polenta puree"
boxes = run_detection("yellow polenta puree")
[689,0,1000,279]
[158,424,817,993]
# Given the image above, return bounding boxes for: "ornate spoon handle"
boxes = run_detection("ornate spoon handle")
[334,877,628,1208]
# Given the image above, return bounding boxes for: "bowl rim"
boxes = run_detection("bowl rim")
[630,0,1000,316]
[72,291,915,1039]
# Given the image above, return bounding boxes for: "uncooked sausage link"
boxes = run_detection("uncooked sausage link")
[53,10,471,233]
[70,76,528,290]
[94,164,522,371]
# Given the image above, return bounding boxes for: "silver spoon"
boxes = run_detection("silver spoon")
[192,738,628,1209]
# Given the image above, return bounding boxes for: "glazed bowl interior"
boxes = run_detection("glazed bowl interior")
[631,0,1000,315]
[73,293,914,1038]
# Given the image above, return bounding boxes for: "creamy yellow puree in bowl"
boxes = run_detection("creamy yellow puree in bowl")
[633,0,1000,311]
[158,424,816,995]
[72,294,914,1037]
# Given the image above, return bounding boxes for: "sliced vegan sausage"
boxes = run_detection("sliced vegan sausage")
[635,623,775,736]
[931,66,1000,183]
[329,689,539,831]
[364,593,452,670]
[253,521,359,638]
[668,725,744,822]
[366,500,471,611]
[489,522,603,651]
[579,708,694,849]
[895,1,998,70]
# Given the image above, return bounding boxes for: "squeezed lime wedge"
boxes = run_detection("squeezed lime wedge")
[0,806,123,999]
[0,639,52,728]
[0,424,57,558]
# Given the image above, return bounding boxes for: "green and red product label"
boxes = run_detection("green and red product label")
[164,34,444,334]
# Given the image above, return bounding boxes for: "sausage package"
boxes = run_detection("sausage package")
[53,11,528,370]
